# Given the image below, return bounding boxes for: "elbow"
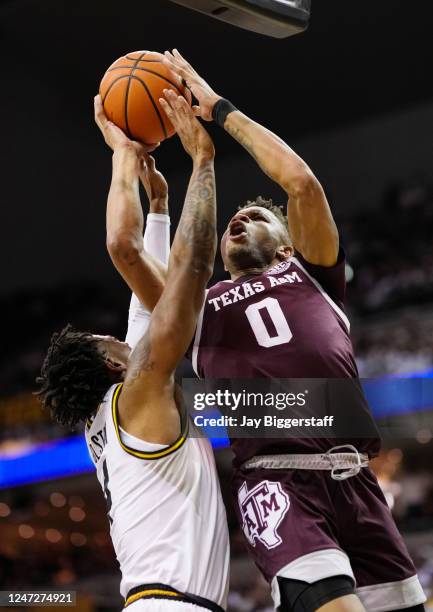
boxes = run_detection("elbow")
[107,233,141,265]
[284,169,322,199]
[189,251,216,282]
[196,261,214,282]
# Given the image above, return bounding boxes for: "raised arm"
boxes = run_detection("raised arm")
[117,91,216,443]
[125,155,171,349]
[94,96,166,312]
[163,50,339,267]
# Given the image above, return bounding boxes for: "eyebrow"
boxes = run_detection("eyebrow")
[232,208,271,221]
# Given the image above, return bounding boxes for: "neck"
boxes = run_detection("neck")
[230,257,281,281]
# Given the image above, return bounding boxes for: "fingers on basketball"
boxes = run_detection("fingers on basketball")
[159,97,173,120]
[94,96,106,127]
[164,50,192,78]
[175,95,189,112]
[146,155,156,171]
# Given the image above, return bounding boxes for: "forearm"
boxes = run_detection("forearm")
[223,110,314,197]
[143,213,170,264]
[126,212,170,349]
[106,148,144,254]
[169,156,216,282]
[147,156,216,373]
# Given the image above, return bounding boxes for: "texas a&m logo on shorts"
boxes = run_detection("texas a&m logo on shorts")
[238,480,290,549]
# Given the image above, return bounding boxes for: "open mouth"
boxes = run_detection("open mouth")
[229,220,247,240]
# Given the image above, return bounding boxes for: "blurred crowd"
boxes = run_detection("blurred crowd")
[343,177,433,313]
[352,311,433,377]
[341,176,433,376]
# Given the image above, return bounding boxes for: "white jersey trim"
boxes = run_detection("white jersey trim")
[111,383,188,460]
[290,256,351,333]
[356,574,426,611]
[271,548,354,608]
[119,426,166,452]
[191,290,208,378]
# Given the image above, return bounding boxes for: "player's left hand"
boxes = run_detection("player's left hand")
[162,50,221,122]
[94,95,159,155]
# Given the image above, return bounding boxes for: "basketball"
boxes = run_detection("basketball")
[99,50,192,145]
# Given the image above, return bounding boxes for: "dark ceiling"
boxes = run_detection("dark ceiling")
[2,0,433,140]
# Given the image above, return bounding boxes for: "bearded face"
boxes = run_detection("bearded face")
[221,206,290,274]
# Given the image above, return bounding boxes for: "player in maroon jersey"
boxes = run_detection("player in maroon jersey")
[161,51,426,612]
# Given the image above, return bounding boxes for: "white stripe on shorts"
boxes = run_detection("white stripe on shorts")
[356,574,426,611]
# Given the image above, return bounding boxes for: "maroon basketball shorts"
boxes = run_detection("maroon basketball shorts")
[232,465,426,610]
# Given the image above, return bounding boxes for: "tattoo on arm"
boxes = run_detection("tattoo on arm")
[224,121,258,162]
[125,334,155,386]
[172,161,217,271]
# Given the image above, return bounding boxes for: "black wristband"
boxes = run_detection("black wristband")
[212,98,237,128]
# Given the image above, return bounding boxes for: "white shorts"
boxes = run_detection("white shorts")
[127,600,209,611]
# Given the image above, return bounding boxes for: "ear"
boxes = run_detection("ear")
[276,244,294,261]
[105,358,126,374]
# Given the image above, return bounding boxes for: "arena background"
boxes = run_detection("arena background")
[1,0,433,610]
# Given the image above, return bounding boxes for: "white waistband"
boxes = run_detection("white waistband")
[242,445,369,480]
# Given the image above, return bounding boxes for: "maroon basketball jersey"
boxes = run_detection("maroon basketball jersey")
[191,251,380,463]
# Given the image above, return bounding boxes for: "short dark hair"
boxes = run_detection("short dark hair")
[239,196,291,242]
[36,324,111,428]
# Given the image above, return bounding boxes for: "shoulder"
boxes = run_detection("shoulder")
[205,279,236,302]
[208,279,234,293]
[291,248,347,307]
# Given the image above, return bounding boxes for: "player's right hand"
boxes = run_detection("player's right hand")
[94,95,159,155]
[159,89,215,161]
[162,50,221,122]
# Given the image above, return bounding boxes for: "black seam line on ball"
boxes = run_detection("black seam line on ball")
[130,75,168,140]
[124,52,147,139]
[125,52,148,60]
[108,66,183,95]
[101,74,129,105]
[126,56,161,62]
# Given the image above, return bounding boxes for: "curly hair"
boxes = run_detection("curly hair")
[36,324,112,428]
[239,196,291,243]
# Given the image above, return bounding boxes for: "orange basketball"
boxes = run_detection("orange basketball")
[99,50,192,145]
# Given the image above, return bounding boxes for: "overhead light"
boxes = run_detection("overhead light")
[18,524,34,539]
[168,0,311,38]
[50,492,66,508]
[0,502,11,518]
[45,528,62,543]
[70,532,87,547]
[416,429,432,444]
[69,507,86,522]
[68,495,85,508]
